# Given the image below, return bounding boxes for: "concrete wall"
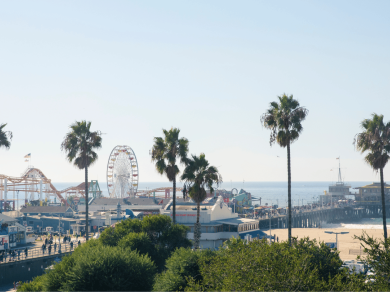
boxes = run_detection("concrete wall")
[0,252,71,286]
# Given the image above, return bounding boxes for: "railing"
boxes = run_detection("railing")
[0,242,81,264]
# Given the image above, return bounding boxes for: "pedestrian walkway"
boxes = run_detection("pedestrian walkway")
[0,242,81,264]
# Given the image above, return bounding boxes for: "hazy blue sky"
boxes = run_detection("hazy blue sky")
[1,0,389,183]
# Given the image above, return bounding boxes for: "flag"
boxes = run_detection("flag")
[24,153,31,158]
[336,157,339,159]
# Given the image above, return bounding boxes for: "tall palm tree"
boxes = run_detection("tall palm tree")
[0,123,12,150]
[261,94,308,245]
[355,114,390,239]
[61,121,102,241]
[151,128,189,224]
[181,153,222,249]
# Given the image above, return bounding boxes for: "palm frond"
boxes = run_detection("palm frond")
[0,123,12,150]
[61,120,102,170]
[181,153,222,204]
[355,113,390,171]
[261,94,308,147]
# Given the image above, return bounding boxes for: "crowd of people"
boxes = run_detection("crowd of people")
[0,234,83,264]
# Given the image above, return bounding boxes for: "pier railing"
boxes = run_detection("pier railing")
[0,242,81,264]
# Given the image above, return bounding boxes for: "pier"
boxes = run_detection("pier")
[258,204,390,230]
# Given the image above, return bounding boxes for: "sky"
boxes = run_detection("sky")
[1,0,390,183]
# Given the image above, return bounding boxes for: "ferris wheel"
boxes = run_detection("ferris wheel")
[106,145,139,198]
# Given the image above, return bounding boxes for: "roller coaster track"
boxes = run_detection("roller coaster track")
[138,187,183,196]
[0,168,89,206]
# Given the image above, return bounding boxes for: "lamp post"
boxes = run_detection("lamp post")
[269,200,273,243]
[324,231,349,250]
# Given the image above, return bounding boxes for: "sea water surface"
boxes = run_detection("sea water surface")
[50,181,373,208]
[46,181,383,229]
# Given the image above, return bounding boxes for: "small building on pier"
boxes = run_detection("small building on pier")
[160,196,267,249]
[320,181,351,204]
[354,182,390,205]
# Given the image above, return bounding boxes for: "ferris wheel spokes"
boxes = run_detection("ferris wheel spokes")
[106,145,139,198]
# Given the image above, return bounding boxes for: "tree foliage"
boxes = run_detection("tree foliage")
[181,153,222,249]
[0,123,12,150]
[355,113,390,239]
[153,247,215,292]
[99,215,191,270]
[185,237,366,291]
[18,240,156,291]
[261,94,308,245]
[17,275,46,292]
[355,231,390,291]
[151,127,189,224]
[60,120,102,169]
[118,232,156,256]
[61,120,102,241]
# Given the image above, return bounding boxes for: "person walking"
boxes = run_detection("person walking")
[70,241,73,250]
[42,244,45,255]
[48,244,52,255]
[54,242,57,252]
[45,238,48,245]
[24,248,28,258]
[17,250,20,260]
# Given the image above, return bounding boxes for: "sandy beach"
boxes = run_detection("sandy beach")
[270,226,387,261]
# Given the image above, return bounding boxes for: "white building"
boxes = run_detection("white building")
[160,196,268,249]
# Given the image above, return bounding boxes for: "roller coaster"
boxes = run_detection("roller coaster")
[0,166,99,210]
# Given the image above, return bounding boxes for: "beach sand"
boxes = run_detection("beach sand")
[270,227,387,261]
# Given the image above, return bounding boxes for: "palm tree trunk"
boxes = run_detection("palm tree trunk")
[195,201,201,249]
[380,167,387,239]
[172,177,176,224]
[85,166,89,241]
[287,142,292,245]
[197,201,200,224]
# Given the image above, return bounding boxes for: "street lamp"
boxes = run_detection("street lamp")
[324,231,349,250]
[268,200,273,243]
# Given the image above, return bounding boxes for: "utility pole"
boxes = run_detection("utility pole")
[269,211,272,243]
[58,215,62,243]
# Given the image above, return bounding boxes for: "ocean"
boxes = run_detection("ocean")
[50,181,373,208]
[20,181,385,229]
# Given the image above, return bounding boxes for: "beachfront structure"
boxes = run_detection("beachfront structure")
[320,158,351,205]
[354,182,390,205]
[20,206,75,217]
[160,196,267,249]
[320,181,351,205]
[0,213,28,250]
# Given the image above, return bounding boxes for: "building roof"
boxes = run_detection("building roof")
[354,182,390,189]
[78,204,162,212]
[91,198,130,205]
[127,198,158,205]
[20,206,74,214]
[216,217,259,226]
[0,213,18,223]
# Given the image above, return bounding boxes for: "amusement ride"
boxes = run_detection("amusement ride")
[106,145,139,198]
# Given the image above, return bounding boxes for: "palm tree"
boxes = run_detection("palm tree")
[355,114,390,239]
[181,153,222,249]
[61,121,102,241]
[261,94,308,245]
[0,123,12,150]
[151,128,189,224]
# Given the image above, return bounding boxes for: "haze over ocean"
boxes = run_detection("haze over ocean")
[47,181,374,208]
